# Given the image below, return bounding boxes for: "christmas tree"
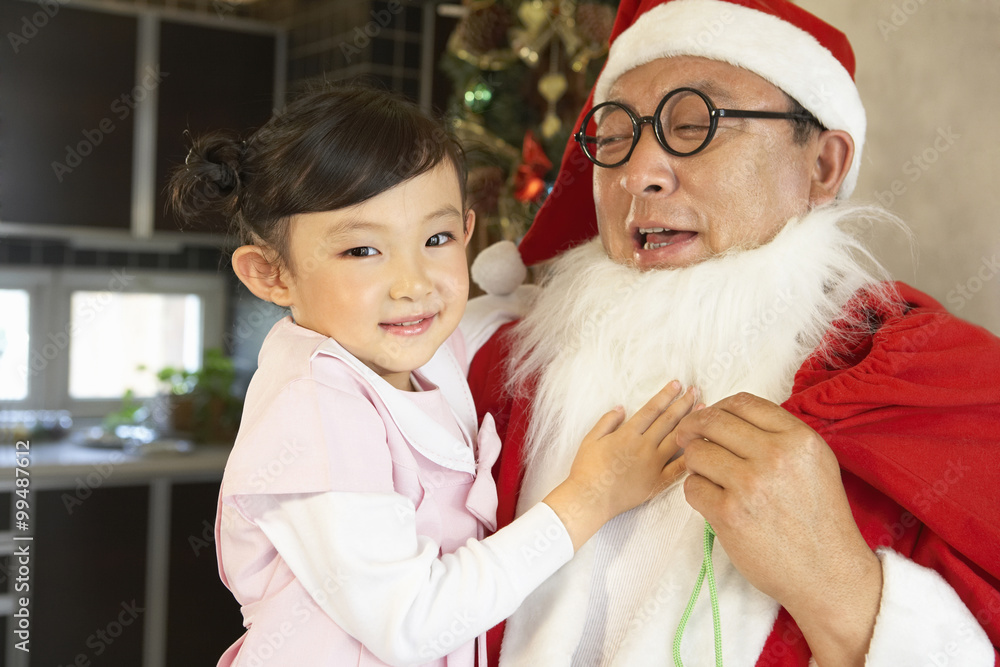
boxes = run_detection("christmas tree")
[440,0,617,252]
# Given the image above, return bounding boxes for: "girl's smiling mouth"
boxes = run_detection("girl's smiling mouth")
[380,314,436,335]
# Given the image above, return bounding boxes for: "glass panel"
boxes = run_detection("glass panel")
[69,292,203,399]
[0,289,30,401]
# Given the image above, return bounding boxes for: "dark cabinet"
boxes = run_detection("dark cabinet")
[0,1,279,236]
[33,486,150,666]
[166,481,245,663]
[5,477,240,666]
[155,21,277,234]
[0,2,137,229]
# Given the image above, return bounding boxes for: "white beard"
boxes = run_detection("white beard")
[499,205,906,666]
[508,203,903,512]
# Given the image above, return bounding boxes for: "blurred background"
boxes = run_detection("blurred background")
[0,0,997,664]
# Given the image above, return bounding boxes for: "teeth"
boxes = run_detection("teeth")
[644,242,671,250]
[639,227,666,234]
[394,319,423,326]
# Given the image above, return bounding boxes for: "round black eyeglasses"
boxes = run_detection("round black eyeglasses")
[574,87,820,168]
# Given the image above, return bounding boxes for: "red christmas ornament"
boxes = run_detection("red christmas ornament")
[513,131,552,204]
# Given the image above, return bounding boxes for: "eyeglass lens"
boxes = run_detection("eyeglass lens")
[581,90,713,165]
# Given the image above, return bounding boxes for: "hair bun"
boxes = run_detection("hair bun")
[208,161,239,191]
[183,132,243,192]
[169,131,245,229]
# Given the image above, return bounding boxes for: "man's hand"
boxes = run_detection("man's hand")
[675,392,882,667]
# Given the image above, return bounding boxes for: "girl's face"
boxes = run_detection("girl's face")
[281,161,474,390]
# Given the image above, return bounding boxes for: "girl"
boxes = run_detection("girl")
[171,83,694,667]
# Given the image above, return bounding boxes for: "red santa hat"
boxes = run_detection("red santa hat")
[515,0,866,268]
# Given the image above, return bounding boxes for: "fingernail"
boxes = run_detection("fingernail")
[669,380,681,391]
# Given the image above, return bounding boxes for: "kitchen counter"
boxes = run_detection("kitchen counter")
[0,438,231,491]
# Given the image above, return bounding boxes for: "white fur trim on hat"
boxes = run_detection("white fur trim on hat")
[594,0,866,198]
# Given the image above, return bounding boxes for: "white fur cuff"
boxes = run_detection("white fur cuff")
[866,548,993,665]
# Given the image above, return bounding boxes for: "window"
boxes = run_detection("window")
[0,289,30,401]
[0,268,225,417]
[69,291,204,399]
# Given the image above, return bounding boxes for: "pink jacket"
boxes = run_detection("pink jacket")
[215,317,505,666]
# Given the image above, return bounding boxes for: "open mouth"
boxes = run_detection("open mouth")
[637,227,697,250]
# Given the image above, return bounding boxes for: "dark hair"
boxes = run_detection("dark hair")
[784,93,827,145]
[170,83,467,269]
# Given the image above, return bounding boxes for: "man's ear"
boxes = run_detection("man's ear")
[463,208,476,247]
[232,245,294,307]
[809,129,855,206]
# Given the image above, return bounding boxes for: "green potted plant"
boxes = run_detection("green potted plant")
[104,388,145,431]
[157,348,243,444]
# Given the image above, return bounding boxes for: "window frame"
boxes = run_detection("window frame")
[0,267,225,418]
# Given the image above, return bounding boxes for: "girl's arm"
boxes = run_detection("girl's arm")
[245,491,570,666]
[241,382,694,666]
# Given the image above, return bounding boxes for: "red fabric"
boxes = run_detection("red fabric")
[519,0,856,267]
[469,282,1000,666]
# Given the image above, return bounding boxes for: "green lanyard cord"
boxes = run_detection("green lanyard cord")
[672,521,723,667]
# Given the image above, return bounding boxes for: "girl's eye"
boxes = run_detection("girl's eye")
[344,246,379,257]
[426,232,456,247]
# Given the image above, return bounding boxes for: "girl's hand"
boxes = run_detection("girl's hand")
[543,381,697,551]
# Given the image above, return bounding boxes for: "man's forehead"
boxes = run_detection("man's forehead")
[606,56,774,107]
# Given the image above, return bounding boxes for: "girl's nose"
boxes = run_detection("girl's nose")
[389,257,433,301]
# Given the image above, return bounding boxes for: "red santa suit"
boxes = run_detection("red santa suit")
[462,1,1000,664]
[469,278,1000,666]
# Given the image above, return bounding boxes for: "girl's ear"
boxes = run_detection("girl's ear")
[232,245,294,307]
[463,209,476,247]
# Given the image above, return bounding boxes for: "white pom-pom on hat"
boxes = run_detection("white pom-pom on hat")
[471,240,528,296]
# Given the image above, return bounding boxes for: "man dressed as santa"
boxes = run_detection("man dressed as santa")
[465,0,1000,665]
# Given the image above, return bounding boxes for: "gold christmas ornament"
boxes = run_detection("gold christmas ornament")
[537,37,569,140]
[538,70,568,138]
[537,71,568,103]
[517,0,550,33]
[511,0,583,68]
[540,113,562,138]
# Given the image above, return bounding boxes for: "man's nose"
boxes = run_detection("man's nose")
[389,255,433,301]
[618,125,679,198]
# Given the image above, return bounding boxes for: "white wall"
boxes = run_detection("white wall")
[796,0,1000,335]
